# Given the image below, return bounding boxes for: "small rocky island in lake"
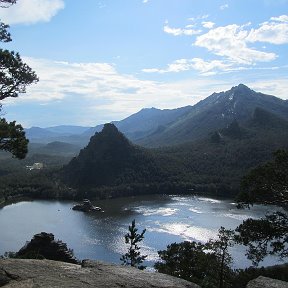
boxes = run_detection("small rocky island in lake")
[72,199,102,212]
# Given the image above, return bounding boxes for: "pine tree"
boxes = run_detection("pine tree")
[120,219,147,270]
[0,1,38,159]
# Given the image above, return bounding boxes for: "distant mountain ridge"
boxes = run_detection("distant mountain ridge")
[82,106,193,141]
[135,84,288,147]
[25,84,288,149]
[61,114,288,198]
[25,125,92,146]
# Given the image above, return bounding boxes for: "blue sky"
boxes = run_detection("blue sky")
[1,0,288,127]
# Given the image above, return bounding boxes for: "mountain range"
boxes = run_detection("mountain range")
[4,84,288,199]
[25,84,288,154]
[59,84,288,198]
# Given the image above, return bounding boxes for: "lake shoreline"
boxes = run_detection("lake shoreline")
[0,195,283,269]
[0,189,238,209]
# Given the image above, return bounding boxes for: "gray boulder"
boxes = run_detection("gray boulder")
[247,276,288,288]
[0,259,200,288]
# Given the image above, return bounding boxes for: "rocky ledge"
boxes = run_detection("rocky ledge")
[247,276,288,288]
[0,259,199,288]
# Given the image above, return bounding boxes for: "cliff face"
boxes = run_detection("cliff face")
[0,259,200,288]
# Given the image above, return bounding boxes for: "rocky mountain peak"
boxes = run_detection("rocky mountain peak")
[101,123,121,135]
[88,123,130,149]
[231,83,253,93]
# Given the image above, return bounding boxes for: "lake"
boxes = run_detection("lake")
[0,195,283,268]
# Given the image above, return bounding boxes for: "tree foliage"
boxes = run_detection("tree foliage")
[0,19,38,101]
[0,49,38,100]
[120,219,147,270]
[0,5,38,159]
[0,0,16,8]
[205,227,235,288]
[238,149,288,207]
[155,228,235,288]
[235,150,288,266]
[0,22,11,42]
[0,118,28,159]
[2,232,79,264]
[155,241,219,287]
[235,211,288,266]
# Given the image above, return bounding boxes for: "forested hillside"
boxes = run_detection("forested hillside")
[61,109,288,199]
[2,85,288,201]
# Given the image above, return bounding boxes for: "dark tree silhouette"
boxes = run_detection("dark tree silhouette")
[205,227,235,288]
[238,149,288,207]
[236,150,288,266]
[120,219,147,270]
[154,229,235,288]
[0,0,16,7]
[0,1,38,158]
[235,211,288,266]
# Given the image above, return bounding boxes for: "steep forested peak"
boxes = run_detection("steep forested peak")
[62,123,163,188]
[87,123,131,150]
[101,122,122,136]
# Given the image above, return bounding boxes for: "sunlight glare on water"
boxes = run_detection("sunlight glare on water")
[0,195,283,268]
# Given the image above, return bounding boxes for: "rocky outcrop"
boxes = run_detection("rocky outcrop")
[72,199,102,212]
[0,259,200,288]
[246,276,288,288]
[16,232,78,264]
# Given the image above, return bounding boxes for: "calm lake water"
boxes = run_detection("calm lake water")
[0,195,283,268]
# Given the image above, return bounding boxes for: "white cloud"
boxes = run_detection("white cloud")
[220,4,229,10]
[163,15,287,68]
[188,15,209,22]
[153,15,288,75]
[270,15,288,22]
[247,16,288,44]
[3,57,250,126]
[164,23,202,36]
[247,78,288,100]
[3,57,288,127]
[0,0,64,25]
[143,0,149,3]
[143,58,234,75]
[3,57,208,121]
[191,58,233,74]
[195,24,277,64]
[202,21,215,29]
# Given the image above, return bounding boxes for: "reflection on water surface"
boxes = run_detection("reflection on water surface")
[0,195,282,268]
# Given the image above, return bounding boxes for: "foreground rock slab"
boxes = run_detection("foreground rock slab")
[0,259,199,288]
[246,276,288,288]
